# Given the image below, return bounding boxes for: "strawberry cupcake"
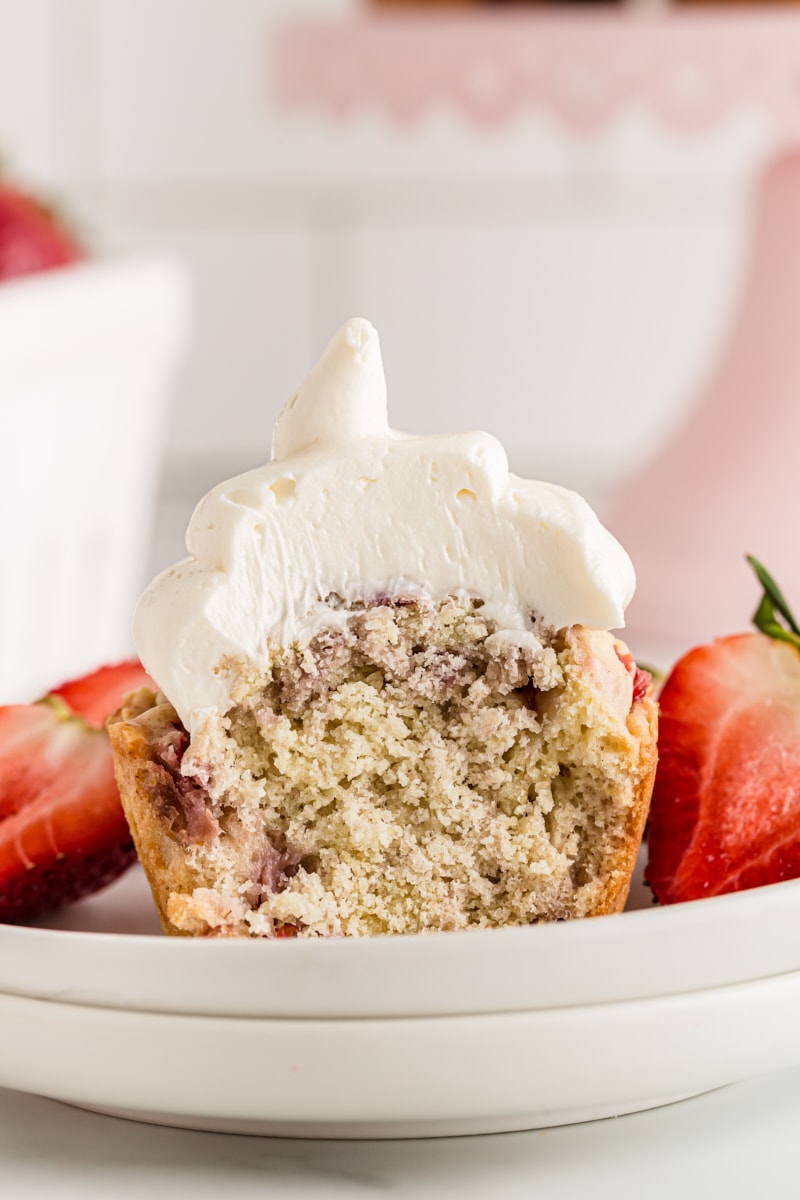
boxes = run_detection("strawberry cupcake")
[109,319,657,937]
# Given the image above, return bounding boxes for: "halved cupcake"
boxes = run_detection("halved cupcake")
[109,319,656,937]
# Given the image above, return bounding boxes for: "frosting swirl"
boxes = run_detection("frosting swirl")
[135,318,635,730]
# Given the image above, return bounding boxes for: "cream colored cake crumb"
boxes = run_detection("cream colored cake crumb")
[109,595,657,938]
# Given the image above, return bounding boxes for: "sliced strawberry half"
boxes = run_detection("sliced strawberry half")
[0,178,83,281]
[0,698,135,920]
[51,659,154,728]
[646,556,800,904]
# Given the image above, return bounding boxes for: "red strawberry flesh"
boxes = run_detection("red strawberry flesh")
[50,659,154,728]
[632,668,651,704]
[614,644,652,708]
[0,699,134,920]
[0,843,135,921]
[0,183,82,281]
[645,633,800,904]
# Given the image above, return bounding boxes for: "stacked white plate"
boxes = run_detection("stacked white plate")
[2,858,800,1138]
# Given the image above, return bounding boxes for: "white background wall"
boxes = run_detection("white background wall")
[0,0,770,581]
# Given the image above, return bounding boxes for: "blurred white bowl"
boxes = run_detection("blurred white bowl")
[0,257,190,703]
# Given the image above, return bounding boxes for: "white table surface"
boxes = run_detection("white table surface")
[3,1065,799,1200]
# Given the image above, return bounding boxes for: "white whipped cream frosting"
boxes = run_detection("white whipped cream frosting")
[136,318,635,731]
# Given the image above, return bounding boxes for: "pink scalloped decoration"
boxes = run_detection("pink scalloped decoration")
[275,12,800,136]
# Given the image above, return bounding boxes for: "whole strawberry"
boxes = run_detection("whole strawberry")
[646,557,800,904]
[0,173,82,281]
[0,660,152,921]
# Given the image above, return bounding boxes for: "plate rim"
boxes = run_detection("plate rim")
[2,970,800,1137]
[2,870,800,1019]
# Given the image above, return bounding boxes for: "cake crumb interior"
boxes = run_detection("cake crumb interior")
[152,595,648,938]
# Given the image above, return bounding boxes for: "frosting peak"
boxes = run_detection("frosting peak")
[272,318,389,459]
[135,319,636,731]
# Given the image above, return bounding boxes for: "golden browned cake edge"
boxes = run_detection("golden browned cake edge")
[108,690,209,936]
[588,688,658,917]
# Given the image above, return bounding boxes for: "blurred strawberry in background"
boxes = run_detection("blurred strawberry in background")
[0,169,83,281]
[0,160,187,706]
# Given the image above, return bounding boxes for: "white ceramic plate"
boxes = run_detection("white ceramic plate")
[4,860,800,1135]
[3,969,800,1138]
[2,861,800,1019]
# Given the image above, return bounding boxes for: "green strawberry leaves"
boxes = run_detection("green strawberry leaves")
[747,554,800,652]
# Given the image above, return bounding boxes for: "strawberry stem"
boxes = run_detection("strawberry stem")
[747,554,800,649]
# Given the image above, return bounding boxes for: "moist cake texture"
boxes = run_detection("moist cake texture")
[110,595,655,938]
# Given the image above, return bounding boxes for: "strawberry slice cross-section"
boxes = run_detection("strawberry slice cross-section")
[51,659,155,729]
[646,557,800,904]
[0,659,153,921]
[0,698,136,920]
